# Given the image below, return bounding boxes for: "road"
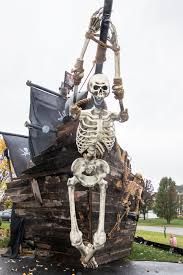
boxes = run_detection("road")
[0,257,182,275]
[137,226,183,236]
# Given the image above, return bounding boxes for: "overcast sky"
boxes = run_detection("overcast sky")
[0,0,183,190]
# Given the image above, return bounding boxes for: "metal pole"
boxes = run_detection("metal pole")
[95,0,113,74]
[26,80,63,98]
[0,131,28,138]
[3,149,13,181]
[24,121,56,133]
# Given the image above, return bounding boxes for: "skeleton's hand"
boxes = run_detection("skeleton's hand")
[72,58,84,86]
[120,109,129,122]
[112,86,124,100]
[112,78,124,100]
[70,104,81,118]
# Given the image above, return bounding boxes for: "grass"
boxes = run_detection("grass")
[0,237,9,248]
[138,218,183,227]
[0,221,10,248]
[0,221,10,230]
[136,230,183,248]
[129,242,183,263]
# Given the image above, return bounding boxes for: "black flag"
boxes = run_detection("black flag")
[29,86,66,158]
[64,71,74,90]
[1,133,31,177]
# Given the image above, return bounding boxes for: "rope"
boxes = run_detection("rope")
[85,32,120,52]
[79,62,95,93]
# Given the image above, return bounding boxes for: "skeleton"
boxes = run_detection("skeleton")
[67,7,129,268]
[122,173,144,214]
[67,74,128,268]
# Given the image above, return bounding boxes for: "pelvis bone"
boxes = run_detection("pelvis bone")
[67,157,110,268]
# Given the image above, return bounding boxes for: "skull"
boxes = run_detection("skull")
[88,74,110,106]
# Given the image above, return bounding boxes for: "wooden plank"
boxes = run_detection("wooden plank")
[6,186,32,195]
[96,248,131,265]
[31,179,43,204]
[7,179,29,189]
[11,194,34,203]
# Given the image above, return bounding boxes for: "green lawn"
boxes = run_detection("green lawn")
[136,230,183,248]
[0,221,10,248]
[129,242,183,262]
[138,218,183,227]
[0,221,10,230]
[0,237,9,248]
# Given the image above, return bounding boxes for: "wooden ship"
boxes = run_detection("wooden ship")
[5,0,144,268]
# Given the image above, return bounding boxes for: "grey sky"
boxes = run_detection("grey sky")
[0,0,183,190]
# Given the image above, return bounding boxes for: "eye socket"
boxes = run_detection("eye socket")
[93,85,99,90]
[102,85,108,90]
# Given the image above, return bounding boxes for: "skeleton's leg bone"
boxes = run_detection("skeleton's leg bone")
[67,177,87,257]
[68,177,98,267]
[122,194,130,206]
[134,196,142,213]
[83,179,107,264]
[68,178,82,246]
[94,179,107,248]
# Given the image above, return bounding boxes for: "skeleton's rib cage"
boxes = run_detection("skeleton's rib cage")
[76,108,116,157]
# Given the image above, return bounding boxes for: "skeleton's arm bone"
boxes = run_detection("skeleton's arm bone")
[72,8,103,104]
[110,109,129,123]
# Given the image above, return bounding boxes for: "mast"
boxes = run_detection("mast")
[95,0,113,74]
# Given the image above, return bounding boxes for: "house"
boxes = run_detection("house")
[176,185,183,215]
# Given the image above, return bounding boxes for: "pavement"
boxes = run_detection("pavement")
[137,226,183,236]
[0,256,182,275]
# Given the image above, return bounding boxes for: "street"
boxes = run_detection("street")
[137,226,183,236]
[0,257,182,275]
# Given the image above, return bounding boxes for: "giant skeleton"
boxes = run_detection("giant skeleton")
[67,8,129,268]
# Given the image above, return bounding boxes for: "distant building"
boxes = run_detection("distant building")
[176,185,183,215]
[139,210,157,219]
[146,210,157,219]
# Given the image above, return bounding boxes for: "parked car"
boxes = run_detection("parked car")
[0,209,12,221]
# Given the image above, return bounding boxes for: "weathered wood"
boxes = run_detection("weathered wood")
[10,194,34,203]
[31,179,43,204]
[6,130,138,267]
[96,248,131,265]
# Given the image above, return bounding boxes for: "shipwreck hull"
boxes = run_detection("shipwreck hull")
[7,140,137,266]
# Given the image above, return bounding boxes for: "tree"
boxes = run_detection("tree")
[0,137,11,208]
[140,179,154,220]
[154,177,178,224]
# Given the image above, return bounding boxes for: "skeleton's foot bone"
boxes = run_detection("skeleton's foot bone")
[83,231,106,264]
[82,258,98,269]
[80,243,98,269]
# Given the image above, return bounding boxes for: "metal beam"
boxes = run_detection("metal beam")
[26,80,62,97]
[0,131,28,138]
[95,0,113,74]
